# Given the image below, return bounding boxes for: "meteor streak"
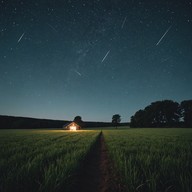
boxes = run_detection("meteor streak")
[101,50,110,63]
[121,16,127,29]
[47,24,57,32]
[17,33,25,43]
[156,25,172,46]
[74,70,82,76]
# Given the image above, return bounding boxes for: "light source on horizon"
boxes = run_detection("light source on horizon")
[69,124,77,131]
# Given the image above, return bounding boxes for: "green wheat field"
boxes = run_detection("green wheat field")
[0,128,192,192]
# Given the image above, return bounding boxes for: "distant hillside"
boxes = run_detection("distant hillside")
[84,121,129,128]
[0,115,129,129]
[0,115,68,129]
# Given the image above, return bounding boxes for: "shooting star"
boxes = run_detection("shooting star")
[161,57,171,63]
[101,50,110,63]
[156,25,172,46]
[47,24,57,32]
[74,70,82,76]
[17,32,25,43]
[121,16,127,29]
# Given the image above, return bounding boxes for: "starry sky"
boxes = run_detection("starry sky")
[0,0,192,122]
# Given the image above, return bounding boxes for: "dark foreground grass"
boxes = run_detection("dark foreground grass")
[1,128,192,192]
[103,128,192,192]
[0,129,100,192]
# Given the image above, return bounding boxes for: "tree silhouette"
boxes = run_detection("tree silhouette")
[130,110,146,128]
[112,114,121,129]
[131,100,180,127]
[73,116,84,127]
[180,100,192,127]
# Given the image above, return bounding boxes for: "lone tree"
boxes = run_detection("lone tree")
[73,116,84,127]
[112,114,121,129]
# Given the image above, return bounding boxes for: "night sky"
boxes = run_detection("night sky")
[1,0,192,122]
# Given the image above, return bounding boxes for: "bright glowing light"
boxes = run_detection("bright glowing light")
[70,125,77,131]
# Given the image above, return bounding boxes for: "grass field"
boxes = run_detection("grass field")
[0,128,192,192]
[103,128,192,192]
[0,130,100,192]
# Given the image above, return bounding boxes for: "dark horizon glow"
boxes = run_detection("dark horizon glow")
[0,1,192,122]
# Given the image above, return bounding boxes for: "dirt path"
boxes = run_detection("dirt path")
[71,132,122,192]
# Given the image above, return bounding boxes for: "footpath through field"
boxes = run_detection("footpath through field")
[71,132,121,192]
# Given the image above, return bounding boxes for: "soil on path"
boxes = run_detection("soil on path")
[71,132,123,192]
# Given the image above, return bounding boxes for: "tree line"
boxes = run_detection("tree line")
[130,100,192,128]
[1,99,191,129]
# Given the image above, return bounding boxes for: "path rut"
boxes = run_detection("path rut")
[71,132,122,192]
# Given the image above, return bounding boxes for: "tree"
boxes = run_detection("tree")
[130,110,146,128]
[73,116,84,127]
[180,100,192,127]
[112,114,121,129]
[149,100,180,127]
[130,100,180,128]
[74,116,82,123]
